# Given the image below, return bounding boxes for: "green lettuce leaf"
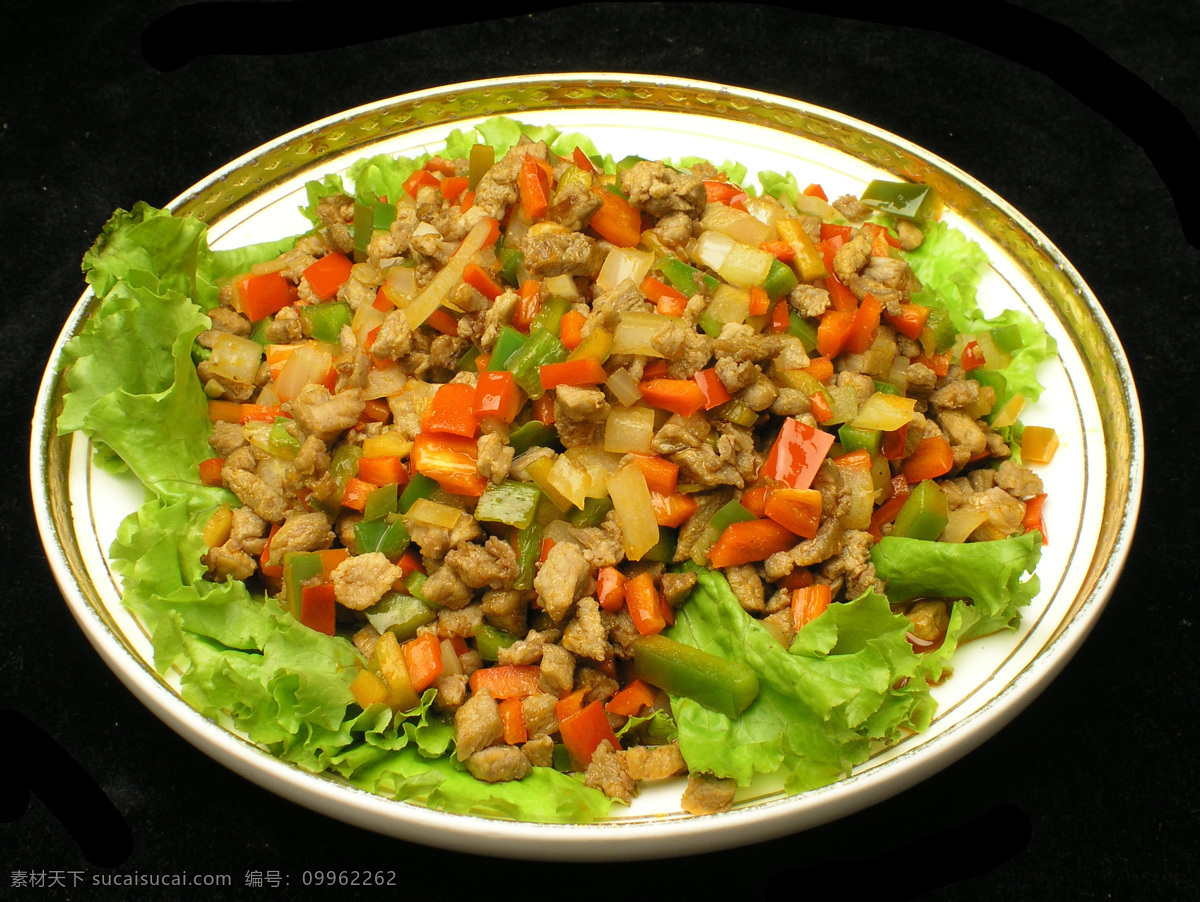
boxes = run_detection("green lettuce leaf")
[871,531,1043,680]
[667,569,933,794]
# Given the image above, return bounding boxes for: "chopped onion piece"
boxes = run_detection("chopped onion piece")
[849,392,917,432]
[273,343,332,402]
[595,247,653,293]
[364,363,408,400]
[692,229,734,273]
[717,241,774,288]
[404,498,464,530]
[603,406,656,454]
[403,217,495,327]
[939,507,991,543]
[701,202,772,247]
[543,273,581,299]
[605,462,659,561]
[565,446,626,496]
[547,453,590,510]
[606,367,643,406]
[207,332,263,385]
[612,311,678,357]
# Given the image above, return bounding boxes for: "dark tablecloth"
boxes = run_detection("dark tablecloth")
[3,2,1195,898]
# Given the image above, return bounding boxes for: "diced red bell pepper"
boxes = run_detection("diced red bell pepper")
[355,455,406,487]
[650,491,698,529]
[198,457,225,487]
[234,270,296,322]
[519,154,551,221]
[595,566,627,613]
[761,417,835,490]
[302,252,353,301]
[791,583,831,630]
[638,378,706,418]
[403,168,440,198]
[588,186,642,247]
[498,696,528,745]
[410,432,485,497]
[474,370,523,423]
[902,436,955,483]
[468,664,542,699]
[420,382,480,438]
[692,367,733,410]
[300,583,337,636]
[539,358,607,389]
[605,679,658,717]
[763,487,823,539]
[402,632,444,693]
[707,518,798,568]
[629,454,679,496]
[559,700,621,770]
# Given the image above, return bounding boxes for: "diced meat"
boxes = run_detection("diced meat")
[286,385,365,444]
[405,514,483,562]
[421,562,474,610]
[660,570,697,607]
[202,543,256,582]
[521,735,556,768]
[725,564,765,613]
[449,537,520,591]
[994,459,1044,499]
[567,511,626,570]
[764,517,845,580]
[818,529,884,600]
[465,745,531,783]
[581,278,647,339]
[476,431,513,484]
[937,409,988,468]
[454,689,503,761]
[957,487,1028,541]
[521,692,560,739]
[538,643,576,696]
[554,384,609,449]
[480,589,529,636]
[832,194,872,222]
[520,224,601,279]
[680,772,737,815]
[330,552,402,611]
[546,178,603,231]
[620,160,706,219]
[584,740,635,803]
[561,597,610,662]
[431,672,469,712]
[498,629,560,666]
[624,744,686,781]
[437,602,483,639]
[534,541,591,623]
[263,511,334,566]
[228,506,268,556]
[788,282,831,318]
[208,421,247,457]
[222,467,289,523]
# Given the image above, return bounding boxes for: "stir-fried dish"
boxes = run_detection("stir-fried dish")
[58,118,1055,820]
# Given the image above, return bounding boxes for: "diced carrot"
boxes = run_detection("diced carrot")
[640,274,690,317]
[207,400,243,423]
[804,183,828,201]
[572,145,597,173]
[519,153,550,221]
[883,302,931,340]
[402,168,439,198]
[539,358,607,389]
[825,273,859,313]
[638,378,706,417]
[440,175,470,204]
[748,285,771,316]
[420,382,479,438]
[846,293,882,354]
[239,403,288,425]
[424,307,460,336]
[259,525,283,579]
[764,487,823,539]
[816,309,856,358]
[234,270,296,322]
[650,490,698,528]
[1023,493,1049,543]
[423,156,457,176]
[759,240,795,263]
[340,476,376,512]
[809,390,834,423]
[630,454,679,496]
[588,186,642,247]
[299,583,338,636]
[739,482,773,518]
[692,367,733,410]
[356,455,406,487]
[605,679,658,717]
[532,392,555,425]
[559,309,586,350]
[555,687,589,723]
[462,261,504,301]
[512,279,541,332]
[804,356,835,384]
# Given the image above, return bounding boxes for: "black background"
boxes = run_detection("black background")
[2,2,1196,899]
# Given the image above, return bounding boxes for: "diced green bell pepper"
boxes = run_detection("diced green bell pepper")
[281,551,324,619]
[398,473,439,514]
[859,180,939,221]
[487,325,529,372]
[989,323,1023,354]
[512,523,544,591]
[568,495,613,529]
[354,516,410,561]
[504,327,569,399]
[838,424,882,456]
[365,590,437,642]
[475,622,521,662]
[362,483,399,522]
[890,479,949,540]
[531,296,573,336]
[763,257,799,301]
[496,246,524,287]
[657,257,719,296]
[923,306,957,354]
[641,527,677,563]
[633,634,760,719]
[268,417,300,460]
[476,480,543,530]
[508,421,558,456]
[786,312,818,353]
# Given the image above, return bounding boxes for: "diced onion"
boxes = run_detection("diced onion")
[546,453,590,510]
[849,392,917,432]
[543,273,581,299]
[364,363,409,400]
[705,283,751,328]
[612,311,677,357]
[352,302,386,347]
[939,507,990,543]
[564,446,625,498]
[404,498,464,530]
[403,217,495,327]
[605,462,659,561]
[701,202,772,246]
[595,247,653,293]
[603,406,656,454]
[606,367,644,407]
[837,462,874,529]
[717,241,774,288]
[990,393,1026,429]
[207,332,264,385]
[273,343,332,402]
[692,230,734,273]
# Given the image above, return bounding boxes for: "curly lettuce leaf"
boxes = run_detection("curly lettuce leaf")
[871,531,1043,680]
[667,569,933,793]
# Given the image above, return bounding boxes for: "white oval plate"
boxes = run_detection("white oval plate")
[31,74,1142,861]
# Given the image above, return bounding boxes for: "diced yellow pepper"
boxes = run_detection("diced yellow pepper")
[1021,425,1060,464]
